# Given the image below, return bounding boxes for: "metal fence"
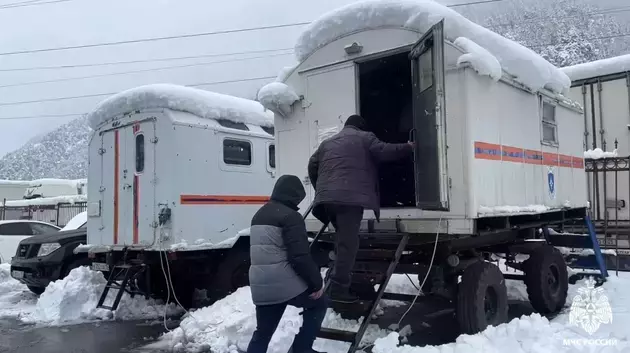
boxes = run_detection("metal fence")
[563,155,630,253]
[0,202,87,227]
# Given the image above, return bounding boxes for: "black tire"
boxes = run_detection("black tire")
[27,285,45,295]
[456,261,508,335]
[208,247,251,300]
[523,245,568,314]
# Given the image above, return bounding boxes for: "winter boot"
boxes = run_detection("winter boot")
[328,282,359,304]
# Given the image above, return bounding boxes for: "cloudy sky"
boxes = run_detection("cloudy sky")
[0,0,627,156]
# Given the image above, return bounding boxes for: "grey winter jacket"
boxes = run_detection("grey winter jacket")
[307,125,413,224]
[248,175,323,306]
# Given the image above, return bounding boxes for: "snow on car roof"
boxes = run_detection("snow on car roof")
[293,0,570,94]
[561,54,630,82]
[86,83,274,130]
[0,219,61,227]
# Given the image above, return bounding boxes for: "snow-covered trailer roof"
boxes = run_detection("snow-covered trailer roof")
[562,54,630,84]
[276,0,569,95]
[87,84,274,130]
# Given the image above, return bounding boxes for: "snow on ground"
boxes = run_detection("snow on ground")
[158,269,532,353]
[584,148,619,159]
[86,83,274,130]
[374,273,630,352]
[0,263,38,317]
[0,265,182,326]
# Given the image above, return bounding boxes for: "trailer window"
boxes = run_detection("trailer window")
[223,139,252,166]
[541,101,557,145]
[136,134,145,173]
[269,144,276,168]
[218,119,249,131]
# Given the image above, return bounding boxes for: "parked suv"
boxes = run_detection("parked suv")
[10,212,88,294]
[0,220,61,263]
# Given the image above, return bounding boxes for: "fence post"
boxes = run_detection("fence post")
[55,204,60,226]
[1,198,5,221]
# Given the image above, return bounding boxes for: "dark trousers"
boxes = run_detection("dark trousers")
[325,204,364,288]
[246,291,328,353]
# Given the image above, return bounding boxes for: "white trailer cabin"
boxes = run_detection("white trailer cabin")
[258,0,588,236]
[23,178,87,199]
[0,180,30,202]
[562,55,630,224]
[80,84,276,254]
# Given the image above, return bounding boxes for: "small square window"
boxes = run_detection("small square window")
[223,139,252,166]
[541,100,558,145]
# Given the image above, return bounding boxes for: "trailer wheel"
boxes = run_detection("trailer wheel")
[27,286,45,295]
[523,245,568,314]
[209,247,250,300]
[456,261,508,334]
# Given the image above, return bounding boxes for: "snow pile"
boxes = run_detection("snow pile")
[0,179,30,185]
[373,274,630,352]
[87,84,274,130]
[257,82,300,117]
[161,286,398,353]
[28,178,87,188]
[0,264,38,317]
[562,54,630,82]
[478,205,550,216]
[454,37,502,81]
[294,0,570,94]
[584,148,619,159]
[61,211,87,231]
[5,194,87,207]
[20,266,182,326]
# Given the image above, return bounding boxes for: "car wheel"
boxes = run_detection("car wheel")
[27,285,45,295]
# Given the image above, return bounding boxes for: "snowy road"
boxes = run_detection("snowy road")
[0,317,173,353]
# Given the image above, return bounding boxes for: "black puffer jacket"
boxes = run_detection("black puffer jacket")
[248,175,322,305]
[307,124,413,224]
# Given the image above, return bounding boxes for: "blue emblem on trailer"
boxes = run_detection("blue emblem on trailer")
[548,169,556,199]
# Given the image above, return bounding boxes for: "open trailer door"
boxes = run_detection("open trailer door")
[410,20,449,211]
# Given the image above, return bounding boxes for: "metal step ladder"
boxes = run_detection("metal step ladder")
[547,214,609,284]
[96,263,147,311]
[314,233,410,353]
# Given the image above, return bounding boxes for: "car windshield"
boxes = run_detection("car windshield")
[61,212,87,231]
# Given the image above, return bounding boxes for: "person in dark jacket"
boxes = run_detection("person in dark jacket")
[307,114,413,303]
[247,174,328,353]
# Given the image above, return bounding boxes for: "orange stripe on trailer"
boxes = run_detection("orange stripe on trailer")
[180,195,271,205]
[133,174,139,244]
[523,149,543,165]
[501,145,524,163]
[113,130,120,245]
[558,154,573,168]
[572,157,585,169]
[542,152,559,166]
[474,142,501,161]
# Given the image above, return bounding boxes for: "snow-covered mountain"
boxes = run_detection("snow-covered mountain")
[0,117,91,180]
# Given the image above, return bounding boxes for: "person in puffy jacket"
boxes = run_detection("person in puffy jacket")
[307,114,414,303]
[246,174,328,353]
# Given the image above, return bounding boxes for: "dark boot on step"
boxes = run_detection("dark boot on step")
[328,283,359,304]
[288,347,327,353]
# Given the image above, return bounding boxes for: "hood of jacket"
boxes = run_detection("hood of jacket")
[270,174,306,210]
